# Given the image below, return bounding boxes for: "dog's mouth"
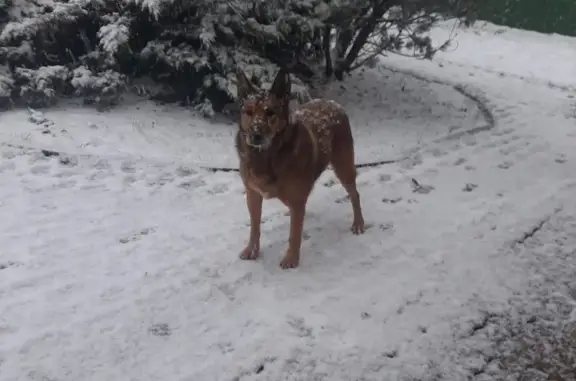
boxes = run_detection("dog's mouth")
[246,133,272,151]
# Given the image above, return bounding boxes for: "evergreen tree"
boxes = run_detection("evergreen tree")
[0,0,477,116]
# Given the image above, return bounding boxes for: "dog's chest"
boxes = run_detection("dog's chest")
[246,173,278,200]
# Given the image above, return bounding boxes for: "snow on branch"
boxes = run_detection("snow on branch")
[98,14,131,57]
[0,0,479,115]
[13,65,70,107]
[0,0,90,44]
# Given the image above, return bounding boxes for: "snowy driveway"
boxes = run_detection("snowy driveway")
[1,22,576,381]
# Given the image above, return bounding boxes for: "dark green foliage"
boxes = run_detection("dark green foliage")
[477,0,576,37]
[0,0,477,115]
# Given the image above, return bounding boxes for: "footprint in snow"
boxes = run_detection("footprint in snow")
[58,154,78,167]
[377,223,394,232]
[87,169,113,181]
[177,178,206,190]
[0,261,18,270]
[286,315,313,338]
[55,178,78,189]
[493,127,515,136]
[383,349,398,358]
[462,136,478,146]
[29,164,51,175]
[323,178,337,187]
[123,175,137,186]
[497,161,514,169]
[41,149,59,158]
[94,159,111,170]
[175,165,198,177]
[1,150,18,160]
[207,183,230,195]
[27,151,49,164]
[146,172,174,187]
[27,109,51,125]
[119,227,156,244]
[453,157,467,166]
[462,183,478,192]
[428,147,448,158]
[379,174,392,183]
[555,154,567,164]
[411,178,434,194]
[148,323,171,337]
[399,155,423,170]
[120,160,136,174]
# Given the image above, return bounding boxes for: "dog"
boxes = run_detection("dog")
[235,68,365,269]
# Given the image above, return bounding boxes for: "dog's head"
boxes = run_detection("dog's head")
[235,68,292,151]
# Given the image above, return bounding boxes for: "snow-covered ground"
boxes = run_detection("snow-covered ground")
[1,21,576,381]
[0,63,487,168]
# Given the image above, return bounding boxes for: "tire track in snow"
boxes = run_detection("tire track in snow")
[2,65,576,381]
[209,85,576,380]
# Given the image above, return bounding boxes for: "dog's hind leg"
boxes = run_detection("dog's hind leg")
[331,132,365,235]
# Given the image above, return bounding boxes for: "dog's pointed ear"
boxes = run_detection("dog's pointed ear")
[236,68,257,100]
[269,68,291,101]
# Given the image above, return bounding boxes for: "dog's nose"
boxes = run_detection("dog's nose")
[250,133,264,145]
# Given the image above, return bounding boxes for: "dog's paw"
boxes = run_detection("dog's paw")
[279,253,299,269]
[239,244,260,260]
[351,219,365,235]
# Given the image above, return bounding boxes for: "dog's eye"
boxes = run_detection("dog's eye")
[264,108,275,117]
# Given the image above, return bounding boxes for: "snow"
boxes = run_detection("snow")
[1,20,576,381]
[0,66,486,168]
[428,20,576,90]
[98,19,130,55]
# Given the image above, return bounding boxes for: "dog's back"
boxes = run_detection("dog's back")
[291,98,356,176]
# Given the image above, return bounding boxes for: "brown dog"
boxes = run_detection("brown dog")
[235,68,365,269]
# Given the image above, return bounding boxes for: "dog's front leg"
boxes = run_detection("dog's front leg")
[280,200,306,269]
[239,186,263,260]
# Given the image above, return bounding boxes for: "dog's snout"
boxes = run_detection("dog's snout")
[246,121,270,148]
[249,132,264,145]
